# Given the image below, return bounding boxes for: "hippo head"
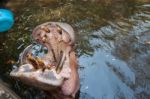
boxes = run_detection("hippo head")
[10,22,76,91]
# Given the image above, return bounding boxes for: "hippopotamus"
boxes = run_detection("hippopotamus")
[10,22,80,99]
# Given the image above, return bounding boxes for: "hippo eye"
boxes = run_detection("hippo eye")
[57,27,62,35]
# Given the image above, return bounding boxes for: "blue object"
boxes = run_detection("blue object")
[0,9,14,32]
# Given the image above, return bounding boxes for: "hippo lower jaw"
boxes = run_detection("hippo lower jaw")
[10,63,64,90]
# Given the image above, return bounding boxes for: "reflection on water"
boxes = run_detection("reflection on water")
[0,0,150,99]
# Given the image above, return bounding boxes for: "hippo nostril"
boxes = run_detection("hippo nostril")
[46,29,50,33]
[44,35,47,38]
[58,30,62,35]
[41,26,50,33]
[57,27,62,35]
[37,33,40,36]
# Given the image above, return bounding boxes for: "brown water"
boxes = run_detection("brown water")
[0,0,150,99]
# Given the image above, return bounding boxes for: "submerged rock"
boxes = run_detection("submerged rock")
[0,79,20,99]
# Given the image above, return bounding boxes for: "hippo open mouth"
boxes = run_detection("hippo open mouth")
[10,22,74,91]
[10,44,68,91]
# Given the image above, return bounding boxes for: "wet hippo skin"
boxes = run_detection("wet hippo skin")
[32,22,80,98]
[10,22,80,99]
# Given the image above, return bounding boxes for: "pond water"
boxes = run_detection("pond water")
[0,0,150,99]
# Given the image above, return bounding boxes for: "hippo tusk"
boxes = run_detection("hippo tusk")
[20,44,33,65]
[56,51,66,74]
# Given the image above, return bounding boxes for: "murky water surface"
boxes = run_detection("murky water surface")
[0,0,150,99]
